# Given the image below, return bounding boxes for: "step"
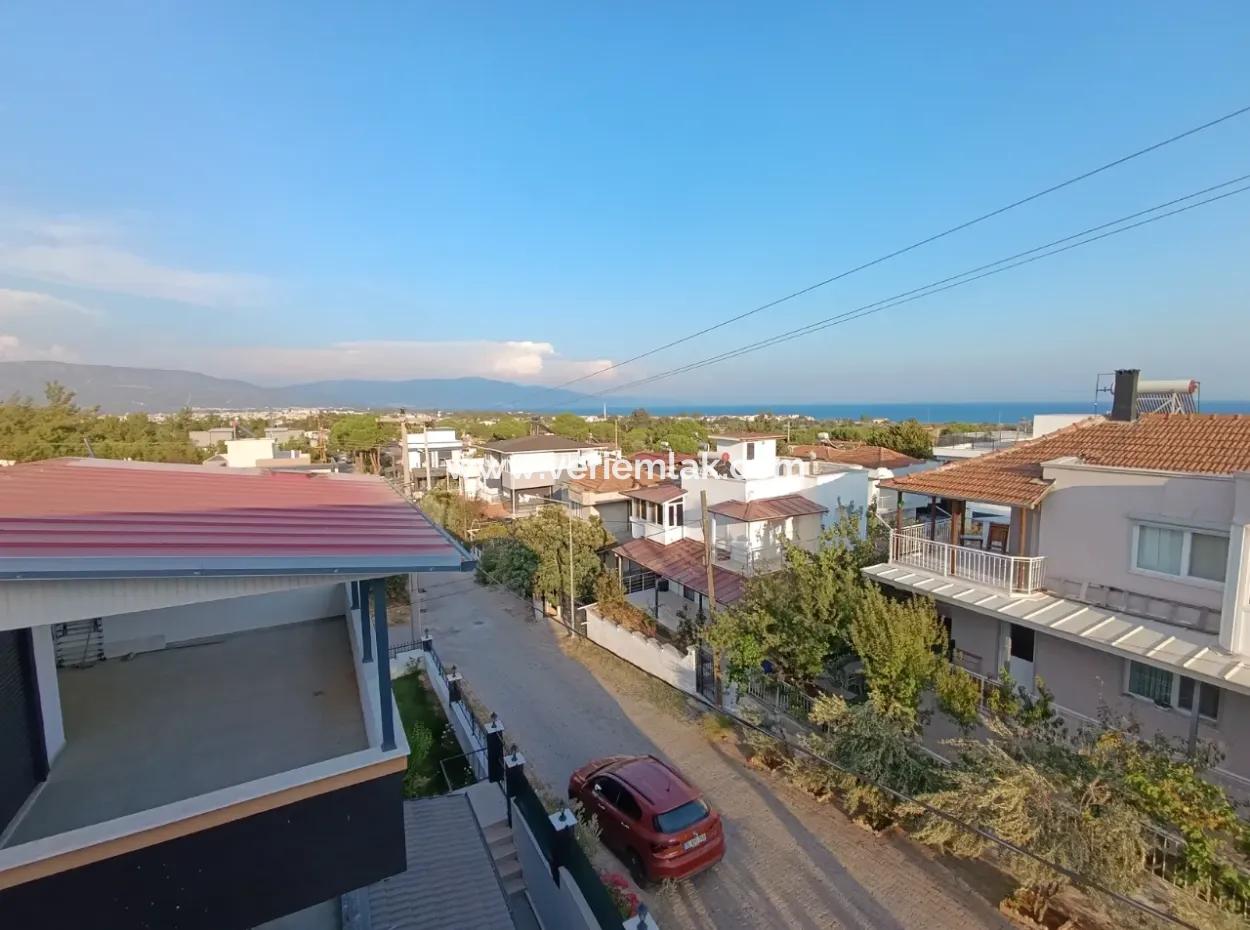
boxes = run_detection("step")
[490,839,517,861]
[483,822,512,844]
[503,876,527,897]
[496,857,523,882]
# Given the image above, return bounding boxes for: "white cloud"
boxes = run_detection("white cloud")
[0,214,268,307]
[0,287,95,320]
[218,339,618,385]
[0,332,77,362]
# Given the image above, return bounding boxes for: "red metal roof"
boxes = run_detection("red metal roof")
[0,458,471,578]
[708,494,827,522]
[612,537,746,605]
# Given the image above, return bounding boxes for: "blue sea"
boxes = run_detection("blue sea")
[567,399,1250,424]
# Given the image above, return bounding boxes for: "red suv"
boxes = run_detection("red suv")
[569,755,724,884]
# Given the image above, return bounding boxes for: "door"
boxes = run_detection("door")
[588,776,627,850]
[0,629,44,832]
[1008,624,1036,693]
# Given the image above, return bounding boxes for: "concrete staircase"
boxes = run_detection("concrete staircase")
[484,821,526,897]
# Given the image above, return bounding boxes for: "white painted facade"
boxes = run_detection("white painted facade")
[405,429,463,471]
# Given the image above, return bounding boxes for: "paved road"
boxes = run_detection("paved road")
[418,572,1011,930]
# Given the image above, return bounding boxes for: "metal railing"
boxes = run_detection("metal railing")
[896,518,952,541]
[620,571,657,595]
[888,530,1046,595]
[743,672,817,722]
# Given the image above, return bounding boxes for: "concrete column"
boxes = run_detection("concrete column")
[1219,479,1250,655]
[360,581,373,663]
[624,904,660,930]
[420,630,433,653]
[372,580,395,751]
[447,670,463,705]
[549,808,577,886]
[486,714,505,783]
[349,580,360,611]
[504,748,525,829]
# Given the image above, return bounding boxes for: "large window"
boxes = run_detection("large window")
[1132,523,1228,583]
[1126,661,1220,721]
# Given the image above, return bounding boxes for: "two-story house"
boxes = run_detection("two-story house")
[477,436,614,514]
[405,428,465,492]
[0,458,473,929]
[613,433,883,629]
[865,388,1250,791]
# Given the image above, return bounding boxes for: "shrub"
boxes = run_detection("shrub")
[600,871,640,918]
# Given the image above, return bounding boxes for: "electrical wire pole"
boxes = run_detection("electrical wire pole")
[423,425,433,493]
[700,489,723,706]
[567,510,576,634]
[398,412,413,498]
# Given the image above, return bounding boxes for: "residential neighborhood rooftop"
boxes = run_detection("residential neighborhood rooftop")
[791,443,923,470]
[613,537,746,604]
[708,493,828,522]
[563,462,660,494]
[708,431,785,441]
[880,413,1250,508]
[0,457,471,578]
[480,435,611,453]
[621,482,686,504]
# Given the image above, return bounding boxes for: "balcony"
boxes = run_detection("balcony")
[887,530,1046,596]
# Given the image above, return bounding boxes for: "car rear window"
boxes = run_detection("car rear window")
[654,799,709,834]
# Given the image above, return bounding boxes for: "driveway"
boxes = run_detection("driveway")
[417,572,1011,930]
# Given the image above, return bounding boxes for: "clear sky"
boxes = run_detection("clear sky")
[1,2,1248,403]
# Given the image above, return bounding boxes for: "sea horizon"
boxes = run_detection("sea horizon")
[548,399,1250,424]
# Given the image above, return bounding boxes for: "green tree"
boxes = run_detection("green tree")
[908,739,1146,925]
[475,537,540,596]
[329,413,388,472]
[512,507,613,615]
[866,419,933,459]
[549,412,590,440]
[850,586,944,730]
[708,514,867,685]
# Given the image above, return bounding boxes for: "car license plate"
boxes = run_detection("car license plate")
[683,833,706,851]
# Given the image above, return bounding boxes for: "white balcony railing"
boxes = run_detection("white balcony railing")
[888,530,1045,596]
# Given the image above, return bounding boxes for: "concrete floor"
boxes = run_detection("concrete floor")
[5,616,367,846]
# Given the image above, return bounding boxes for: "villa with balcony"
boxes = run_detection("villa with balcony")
[0,458,473,929]
[863,381,1250,790]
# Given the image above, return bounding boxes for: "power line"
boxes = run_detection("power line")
[503,103,1250,406]
[587,177,1250,398]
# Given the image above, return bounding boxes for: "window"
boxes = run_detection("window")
[745,442,755,460]
[591,776,621,807]
[675,502,684,526]
[614,785,642,820]
[654,799,710,834]
[1133,523,1228,583]
[1126,661,1220,721]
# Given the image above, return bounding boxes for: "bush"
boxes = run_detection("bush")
[475,537,539,596]
[600,871,640,918]
[934,663,982,730]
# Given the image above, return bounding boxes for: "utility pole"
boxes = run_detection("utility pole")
[567,510,576,634]
[423,425,433,493]
[700,490,723,706]
[398,411,413,498]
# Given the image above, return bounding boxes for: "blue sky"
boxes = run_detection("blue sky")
[1,2,1248,403]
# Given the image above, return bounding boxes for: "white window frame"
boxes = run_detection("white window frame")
[1129,521,1228,589]
[1123,660,1220,723]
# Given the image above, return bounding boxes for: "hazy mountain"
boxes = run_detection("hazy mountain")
[0,361,611,413]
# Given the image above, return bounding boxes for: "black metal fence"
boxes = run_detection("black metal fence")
[563,830,628,930]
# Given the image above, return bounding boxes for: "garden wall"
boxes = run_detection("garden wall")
[584,604,697,695]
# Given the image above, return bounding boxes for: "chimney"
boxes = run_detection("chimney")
[1110,369,1140,422]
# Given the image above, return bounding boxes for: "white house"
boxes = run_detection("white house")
[477,436,614,514]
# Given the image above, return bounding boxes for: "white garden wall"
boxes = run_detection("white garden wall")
[585,605,697,695]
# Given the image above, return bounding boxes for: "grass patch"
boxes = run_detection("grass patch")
[561,636,692,720]
[392,669,474,796]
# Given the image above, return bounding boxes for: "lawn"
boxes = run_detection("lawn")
[392,669,475,796]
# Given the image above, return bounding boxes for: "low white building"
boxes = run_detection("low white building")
[405,429,464,491]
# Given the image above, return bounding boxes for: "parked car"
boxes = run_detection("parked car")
[568,754,724,884]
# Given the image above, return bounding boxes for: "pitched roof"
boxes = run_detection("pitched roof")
[708,493,827,522]
[628,450,700,465]
[481,435,605,453]
[0,458,471,579]
[613,537,746,604]
[621,482,686,504]
[879,414,1250,509]
[791,443,922,469]
[563,461,660,494]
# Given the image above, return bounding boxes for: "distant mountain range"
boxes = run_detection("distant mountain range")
[0,361,614,413]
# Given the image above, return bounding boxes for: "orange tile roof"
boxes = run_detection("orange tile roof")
[879,414,1250,509]
[791,443,922,469]
[612,537,746,604]
[563,462,660,495]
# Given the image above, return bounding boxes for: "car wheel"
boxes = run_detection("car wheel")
[626,849,648,887]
